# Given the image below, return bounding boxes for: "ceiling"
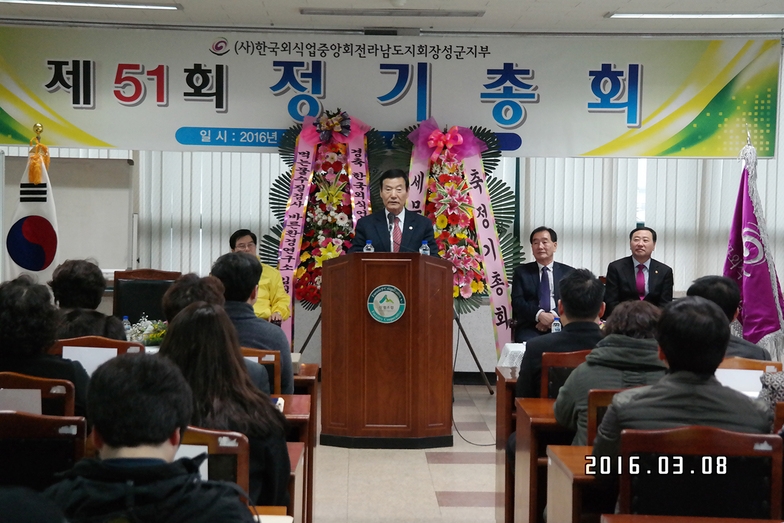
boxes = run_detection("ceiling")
[0,0,783,36]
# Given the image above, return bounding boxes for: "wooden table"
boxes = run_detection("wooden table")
[292,363,318,523]
[495,366,517,523]
[546,445,594,523]
[275,395,311,523]
[513,398,574,523]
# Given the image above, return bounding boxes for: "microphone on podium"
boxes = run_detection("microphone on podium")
[387,213,395,233]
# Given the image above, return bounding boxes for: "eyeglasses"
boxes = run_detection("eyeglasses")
[235,242,256,251]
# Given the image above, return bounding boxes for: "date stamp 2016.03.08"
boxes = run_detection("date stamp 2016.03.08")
[585,455,728,475]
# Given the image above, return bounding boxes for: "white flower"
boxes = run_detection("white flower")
[336,213,349,226]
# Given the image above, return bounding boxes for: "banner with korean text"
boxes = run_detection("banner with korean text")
[0,26,778,158]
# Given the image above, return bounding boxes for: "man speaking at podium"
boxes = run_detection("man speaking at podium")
[349,169,438,255]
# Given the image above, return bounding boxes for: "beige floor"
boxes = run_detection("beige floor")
[313,384,499,523]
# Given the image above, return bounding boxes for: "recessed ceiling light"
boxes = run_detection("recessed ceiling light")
[609,12,784,19]
[300,8,484,18]
[0,0,181,9]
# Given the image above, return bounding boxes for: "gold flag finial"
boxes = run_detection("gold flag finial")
[29,123,49,185]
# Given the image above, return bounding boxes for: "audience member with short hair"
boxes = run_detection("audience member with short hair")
[43,353,255,523]
[554,300,666,445]
[687,275,771,361]
[592,296,771,462]
[158,302,290,507]
[230,229,290,323]
[161,273,270,394]
[516,268,606,398]
[211,252,293,394]
[0,276,89,416]
[48,259,125,341]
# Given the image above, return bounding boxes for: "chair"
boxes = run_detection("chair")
[48,335,145,357]
[241,347,282,395]
[774,402,784,433]
[0,411,86,491]
[0,372,75,416]
[619,426,783,519]
[719,357,783,372]
[540,349,591,398]
[180,426,250,495]
[113,269,181,324]
[586,389,622,446]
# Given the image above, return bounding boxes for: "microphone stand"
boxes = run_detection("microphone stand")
[453,307,494,395]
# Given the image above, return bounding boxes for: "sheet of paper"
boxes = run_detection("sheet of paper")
[62,346,118,376]
[0,388,41,415]
[244,356,260,363]
[715,369,764,397]
[175,444,209,480]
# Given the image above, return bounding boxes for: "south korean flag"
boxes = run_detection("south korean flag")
[4,148,59,282]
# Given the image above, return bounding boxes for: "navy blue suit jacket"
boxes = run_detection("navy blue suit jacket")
[511,261,574,342]
[349,209,438,255]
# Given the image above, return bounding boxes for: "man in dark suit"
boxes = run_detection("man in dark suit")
[507,269,605,467]
[348,169,438,255]
[516,268,605,398]
[686,275,771,361]
[511,227,574,342]
[603,226,673,319]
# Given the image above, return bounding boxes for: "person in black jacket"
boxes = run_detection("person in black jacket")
[686,275,771,361]
[159,302,291,507]
[44,353,254,523]
[0,275,90,416]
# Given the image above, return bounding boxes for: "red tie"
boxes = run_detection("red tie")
[636,264,646,300]
[393,216,402,253]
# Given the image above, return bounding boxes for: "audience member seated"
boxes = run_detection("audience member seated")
[516,269,605,399]
[592,296,772,464]
[161,273,270,395]
[687,275,771,360]
[506,269,606,466]
[211,252,293,394]
[554,301,667,445]
[0,276,89,417]
[158,302,291,507]
[229,229,291,323]
[43,354,254,523]
[48,259,125,341]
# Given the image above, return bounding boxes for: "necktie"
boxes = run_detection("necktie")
[392,216,402,252]
[636,264,646,299]
[539,266,551,312]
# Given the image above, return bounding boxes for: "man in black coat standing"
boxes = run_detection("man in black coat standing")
[349,169,438,255]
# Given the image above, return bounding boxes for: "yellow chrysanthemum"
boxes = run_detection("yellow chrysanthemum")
[294,267,307,279]
[436,214,448,229]
[300,252,311,262]
[314,242,340,268]
[456,232,467,240]
[471,280,485,293]
[453,285,460,298]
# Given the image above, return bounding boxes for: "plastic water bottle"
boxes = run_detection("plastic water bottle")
[418,241,430,256]
[551,317,562,333]
[122,316,132,341]
[363,240,374,253]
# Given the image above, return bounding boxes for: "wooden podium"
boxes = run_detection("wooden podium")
[320,252,454,448]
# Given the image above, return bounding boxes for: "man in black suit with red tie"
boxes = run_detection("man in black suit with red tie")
[349,169,438,255]
[511,227,574,342]
[603,226,673,319]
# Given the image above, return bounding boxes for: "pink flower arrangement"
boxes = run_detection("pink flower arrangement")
[424,150,486,299]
